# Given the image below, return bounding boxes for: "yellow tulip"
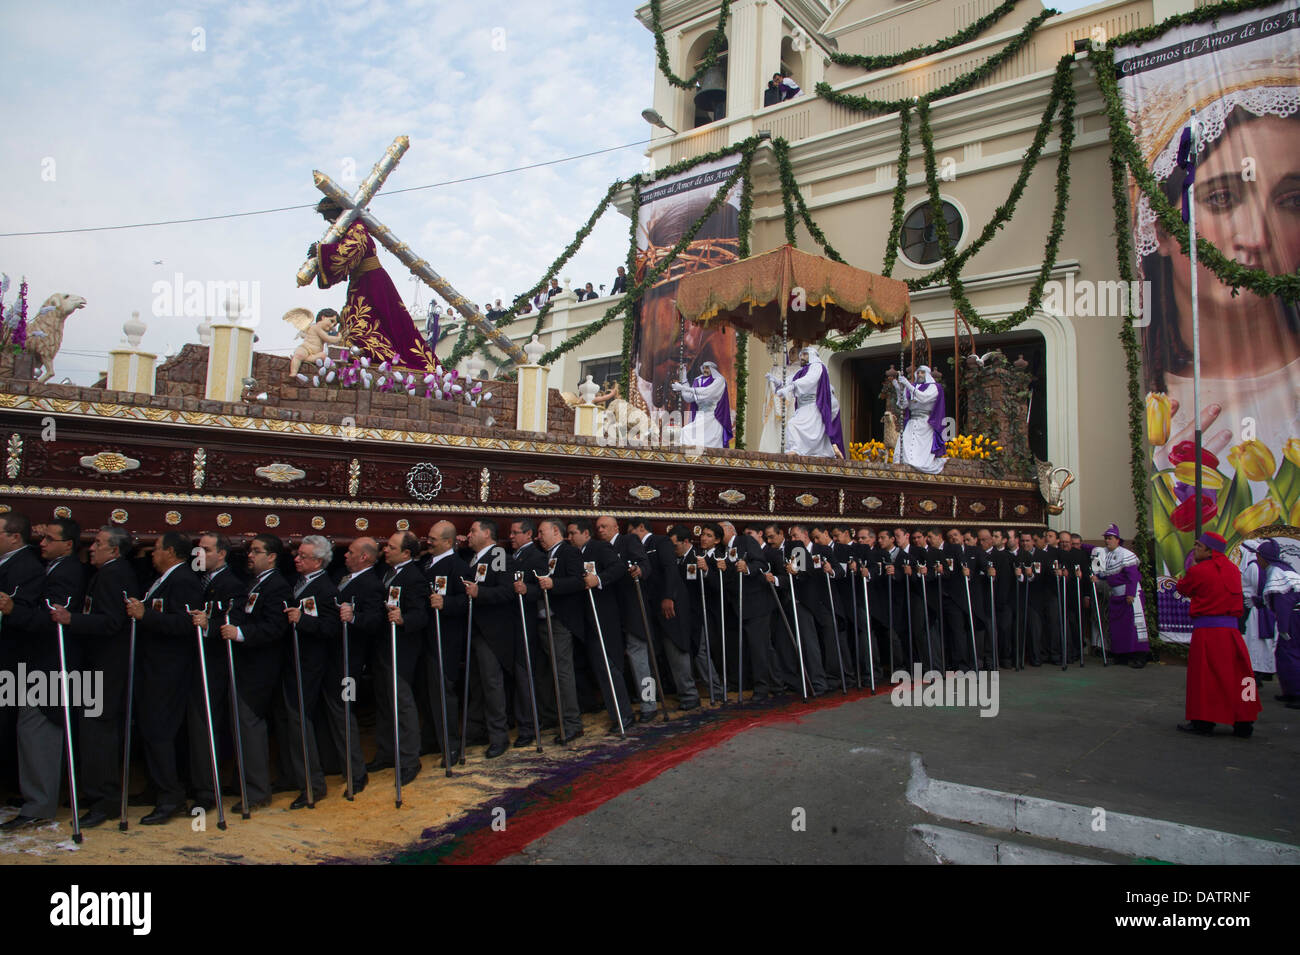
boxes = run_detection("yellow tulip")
[1291,498,1300,526]
[1146,392,1173,446]
[1173,461,1225,489]
[1229,439,1277,482]
[1286,438,1300,469]
[1233,497,1281,535]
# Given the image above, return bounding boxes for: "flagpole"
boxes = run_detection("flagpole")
[1188,109,1204,539]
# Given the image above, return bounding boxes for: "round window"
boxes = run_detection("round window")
[900,199,965,267]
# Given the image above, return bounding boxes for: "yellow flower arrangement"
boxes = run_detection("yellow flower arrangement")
[943,433,1003,460]
[849,440,893,463]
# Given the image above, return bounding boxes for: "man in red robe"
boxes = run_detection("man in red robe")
[1175,531,1261,737]
[309,198,439,372]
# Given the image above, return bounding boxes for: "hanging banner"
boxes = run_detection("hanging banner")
[632,157,742,446]
[1116,0,1300,642]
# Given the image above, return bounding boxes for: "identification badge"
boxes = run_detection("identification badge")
[152,598,165,612]
[300,596,318,617]
[387,586,401,609]
[1033,562,1041,574]
[946,558,954,571]
[812,554,822,568]
[547,558,557,575]
[583,561,596,576]
[83,596,92,614]
[727,546,738,561]
[475,563,487,582]
[687,564,698,580]
[244,593,258,614]
[434,575,448,596]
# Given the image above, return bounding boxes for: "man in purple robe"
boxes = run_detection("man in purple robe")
[310,198,439,372]
[1091,523,1149,667]
[672,360,732,448]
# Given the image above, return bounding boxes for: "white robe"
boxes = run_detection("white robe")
[893,379,946,474]
[678,376,728,449]
[1241,560,1277,674]
[780,361,838,457]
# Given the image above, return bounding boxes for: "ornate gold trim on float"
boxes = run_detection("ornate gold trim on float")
[255,462,306,484]
[718,489,745,505]
[80,451,139,475]
[629,485,661,502]
[523,479,561,498]
[0,394,1035,490]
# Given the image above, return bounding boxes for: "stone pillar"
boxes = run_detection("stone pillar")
[516,336,549,433]
[574,401,600,438]
[206,322,255,402]
[107,349,157,395]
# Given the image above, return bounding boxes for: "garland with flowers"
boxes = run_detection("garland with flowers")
[650,0,731,90]
[827,0,1025,72]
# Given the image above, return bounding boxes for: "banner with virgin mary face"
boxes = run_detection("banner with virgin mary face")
[632,157,742,446]
[1115,0,1300,642]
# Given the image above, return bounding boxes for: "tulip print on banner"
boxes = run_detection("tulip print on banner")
[1118,0,1300,642]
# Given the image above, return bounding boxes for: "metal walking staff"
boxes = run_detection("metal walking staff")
[335,598,356,798]
[459,580,475,765]
[1056,563,1067,671]
[695,563,717,705]
[765,575,808,700]
[918,566,935,674]
[1075,570,1086,668]
[821,561,847,694]
[284,602,314,809]
[515,572,545,748]
[586,584,625,737]
[387,586,403,808]
[785,565,812,699]
[188,604,227,829]
[48,598,82,844]
[860,573,876,693]
[430,582,455,773]
[849,560,862,689]
[962,570,978,673]
[716,554,728,704]
[1090,576,1110,667]
[631,569,668,721]
[120,590,135,831]
[220,602,250,819]
[534,571,569,744]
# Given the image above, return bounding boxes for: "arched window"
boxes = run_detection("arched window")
[780,35,804,94]
[685,32,728,128]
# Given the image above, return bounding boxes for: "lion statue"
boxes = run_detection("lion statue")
[27,293,86,383]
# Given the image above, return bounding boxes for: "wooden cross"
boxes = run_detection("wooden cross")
[306,141,527,365]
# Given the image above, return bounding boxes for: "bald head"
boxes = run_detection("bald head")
[428,520,457,555]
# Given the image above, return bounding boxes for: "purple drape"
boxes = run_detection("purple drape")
[902,381,946,456]
[689,374,733,447]
[793,363,845,457]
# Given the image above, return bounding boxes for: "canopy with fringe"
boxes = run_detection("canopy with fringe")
[674,244,910,343]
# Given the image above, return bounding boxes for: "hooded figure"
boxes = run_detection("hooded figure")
[1257,538,1300,706]
[777,346,844,458]
[1237,539,1277,679]
[1092,523,1149,666]
[671,359,732,449]
[893,365,946,474]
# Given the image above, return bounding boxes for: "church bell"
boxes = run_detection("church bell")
[694,64,727,115]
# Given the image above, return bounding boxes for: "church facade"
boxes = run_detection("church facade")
[438,0,1199,538]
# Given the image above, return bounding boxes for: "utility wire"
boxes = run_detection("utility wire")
[0,138,651,238]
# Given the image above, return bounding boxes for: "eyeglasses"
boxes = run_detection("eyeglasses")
[42,534,66,543]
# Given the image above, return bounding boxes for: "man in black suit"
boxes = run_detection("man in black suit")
[610,266,627,296]
[187,531,245,811]
[216,533,290,811]
[124,531,200,824]
[0,517,86,830]
[333,537,382,790]
[49,525,139,828]
[282,535,340,807]
[762,523,828,695]
[567,518,633,733]
[534,518,586,742]
[809,525,852,690]
[720,520,775,699]
[461,519,516,758]
[793,524,844,690]
[421,520,468,768]
[651,525,699,709]
[507,519,550,747]
[982,528,1015,668]
[596,515,655,722]
[374,531,429,784]
[1028,530,1058,666]
[0,513,45,818]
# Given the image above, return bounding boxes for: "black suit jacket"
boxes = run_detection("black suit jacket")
[336,564,386,645]
[578,539,624,640]
[65,557,139,688]
[285,570,340,696]
[464,544,516,664]
[228,569,292,706]
[0,546,55,672]
[609,533,651,637]
[511,541,548,643]
[542,540,589,637]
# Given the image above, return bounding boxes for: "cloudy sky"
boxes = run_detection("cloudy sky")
[0,0,1093,383]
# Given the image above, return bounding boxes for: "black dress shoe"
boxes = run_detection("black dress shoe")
[365,757,394,773]
[78,809,111,829]
[5,796,23,808]
[230,798,271,814]
[749,691,770,702]
[0,814,49,831]
[289,792,319,810]
[438,752,460,769]
[140,805,183,825]
[512,735,536,749]
[399,763,421,785]
[553,729,584,744]
[484,742,509,759]
[348,774,368,795]
[1177,721,1214,736]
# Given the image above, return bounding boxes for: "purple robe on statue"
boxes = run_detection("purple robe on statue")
[902,382,946,456]
[791,362,845,457]
[318,222,440,372]
[688,374,733,447]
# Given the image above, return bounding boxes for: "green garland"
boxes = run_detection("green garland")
[1108,139,1158,637]
[618,174,643,398]
[1091,46,1300,302]
[774,140,800,246]
[650,0,731,90]
[1104,0,1285,48]
[814,9,1057,115]
[828,0,1024,71]
[733,163,755,449]
[881,103,912,278]
[914,57,1074,335]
